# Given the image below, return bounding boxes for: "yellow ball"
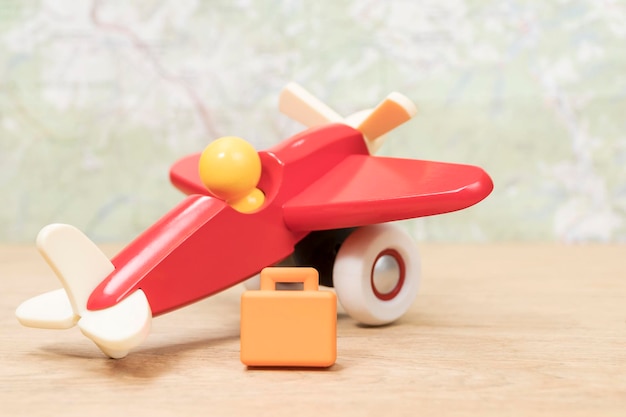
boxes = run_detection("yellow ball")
[198,136,262,202]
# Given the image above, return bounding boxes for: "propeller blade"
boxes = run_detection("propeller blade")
[279,83,418,155]
[279,82,343,127]
[355,92,418,142]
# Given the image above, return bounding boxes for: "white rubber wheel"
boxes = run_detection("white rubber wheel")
[333,224,420,326]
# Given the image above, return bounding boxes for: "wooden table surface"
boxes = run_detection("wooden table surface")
[1,244,625,416]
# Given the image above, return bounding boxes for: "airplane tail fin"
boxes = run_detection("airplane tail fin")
[15,224,113,329]
[36,224,116,316]
[78,290,152,359]
[15,224,151,358]
[15,288,78,329]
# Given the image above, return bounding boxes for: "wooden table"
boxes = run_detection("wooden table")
[1,244,624,416]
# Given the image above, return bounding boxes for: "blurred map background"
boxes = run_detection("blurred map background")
[1,0,624,243]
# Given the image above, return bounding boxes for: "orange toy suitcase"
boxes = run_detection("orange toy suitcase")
[240,267,337,367]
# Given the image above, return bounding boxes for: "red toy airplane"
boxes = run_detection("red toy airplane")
[16,83,493,358]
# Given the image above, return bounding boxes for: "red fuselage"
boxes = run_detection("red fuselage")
[86,123,494,316]
[87,124,369,315]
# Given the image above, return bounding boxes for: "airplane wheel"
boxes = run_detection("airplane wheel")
[333,224,420,326]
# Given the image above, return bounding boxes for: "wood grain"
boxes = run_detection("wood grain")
[1,244,625,416]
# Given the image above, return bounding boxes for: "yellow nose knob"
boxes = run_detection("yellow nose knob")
[198,136,265,213]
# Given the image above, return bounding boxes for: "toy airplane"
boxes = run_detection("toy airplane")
[16,83,493,358]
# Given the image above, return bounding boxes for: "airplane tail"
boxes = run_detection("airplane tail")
[78,290,151,359]
[15,224,151,358]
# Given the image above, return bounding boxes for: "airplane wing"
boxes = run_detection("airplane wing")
[282,154,494,232]
[170,153,207,196]
[170,151,494,233]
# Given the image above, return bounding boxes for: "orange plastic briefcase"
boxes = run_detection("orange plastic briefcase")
[240,267,337,367]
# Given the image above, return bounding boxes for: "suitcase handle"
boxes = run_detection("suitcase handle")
[260,267,319,291]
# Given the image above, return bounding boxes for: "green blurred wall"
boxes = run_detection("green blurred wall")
[1,0,624,242]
